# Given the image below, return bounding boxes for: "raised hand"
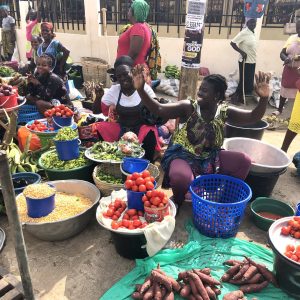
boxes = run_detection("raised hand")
[132,64,146,92]
[255,71,270,99]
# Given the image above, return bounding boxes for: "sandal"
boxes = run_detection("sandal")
[272,110,281,116]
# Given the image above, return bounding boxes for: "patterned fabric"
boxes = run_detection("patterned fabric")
[1,30,15,57]
[172,100,228,159]
[288,91,300,134]
[119,23,161,80]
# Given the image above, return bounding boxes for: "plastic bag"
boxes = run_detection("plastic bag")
[17,126,41,151]
[225,69,239,97]
[100,220,292,300]
[156,79,179,97]
[67,80,83,100]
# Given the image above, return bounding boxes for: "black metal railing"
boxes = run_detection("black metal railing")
[0,0,21,28]
[30,0,86,31]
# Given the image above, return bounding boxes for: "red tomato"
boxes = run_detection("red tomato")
[142,170,150,178]
[158,203,165,208]
[125,180,133,190]
[141,222,148,228]
[131,215,139,221]
[106,209,114,217]
[142,195,148,203]
[138,211,144,216]
[114,200,122,209]
[151,196,161,206]
[128,225,135,230]
[108,204,115,209]
[111,221,119,230]
[138,184,146,192]
[49,127,54,131]
[34,120,39,124]
[131,185,138,192]
[59,104,65,109]
[133,220,142,228]
[285,251,293,258]
[144,201,151,207]
[127,175,133,180]
[143,177,151,183]
[127,209,137,216]
[114,211,121,218]
[294,216,300,222]
[145,181,154,191]
[112,215,118,221]
[294,231,300,239]
[150,176,155,183]
[123,213,129,220]
[151,205,157,208]
[66,112,72,117]
[122,219,130,228]
[56,112,62,117]
[297,245,300,252]
[295,251,300,259]
[135,177,145,186]
[132,172,140,180]
[146,191,152,198]
[291,255,299,262]
[117,207,125,213]
[158,191,165,199]
[162,197,168,204]
[286,244,295,252]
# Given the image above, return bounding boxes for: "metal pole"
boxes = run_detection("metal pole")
[0,151,35,300]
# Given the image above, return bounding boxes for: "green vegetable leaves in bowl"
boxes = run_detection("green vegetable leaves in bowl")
[54,127,79,141]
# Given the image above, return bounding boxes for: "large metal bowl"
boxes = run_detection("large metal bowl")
[223,137,291,174]
[19,180,100,241]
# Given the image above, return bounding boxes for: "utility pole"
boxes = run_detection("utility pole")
[179,0,207,100]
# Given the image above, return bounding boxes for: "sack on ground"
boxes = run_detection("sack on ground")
[156,79,179,97]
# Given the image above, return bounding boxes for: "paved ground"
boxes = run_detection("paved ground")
[0,97,300,300]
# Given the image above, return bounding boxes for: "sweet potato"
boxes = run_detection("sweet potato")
[135,284,142,292]
[211,287,221,296]
[143,285,154,300]
[164,291,175,300]
[188,277,201,297]
[131,291,143,299]
[226,264,242,276]
[178,271,189,281]
[223,290,245,300]
[205,285,216,300]
[194,295,204,300]
[155,269,181,292]
[245,273,264,285]
[193,269,221,286]
[232,264,250,280]
[161,286,167,298]
[180,283,191,298]
[200,268,211,275]
[187,295,196,300]
[153,282,162,300]
[187,272,210,300]
[140,278,152,294]
[245,257,278,287]
[242,265,258,282]
[223,260,243,266]
[151,270,172,292]
[239,280,269,294]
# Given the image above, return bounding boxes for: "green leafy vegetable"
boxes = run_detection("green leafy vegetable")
[54,127,79,141]
[96,171,122,184]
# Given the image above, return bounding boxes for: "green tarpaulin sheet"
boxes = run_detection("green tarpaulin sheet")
[100,220,294,300]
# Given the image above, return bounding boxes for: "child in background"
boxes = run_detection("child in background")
[28,35,43,73]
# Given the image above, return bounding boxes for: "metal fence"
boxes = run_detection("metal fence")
[30,0,85,31]
[0,0,21,28]
[99,0,300,34]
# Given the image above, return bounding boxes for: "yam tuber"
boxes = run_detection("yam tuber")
[187,272,210,300]
[232,264,250,280]
[180,284,192,298]
[223,290,245,300]
[239,280,269,294]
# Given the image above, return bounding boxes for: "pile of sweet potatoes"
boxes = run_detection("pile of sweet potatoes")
[221,257,278,295]
[177,268,221,300]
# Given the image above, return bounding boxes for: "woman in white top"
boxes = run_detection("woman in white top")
[0,5,16,61]
[93,56,161,162]
[230,18,257,104]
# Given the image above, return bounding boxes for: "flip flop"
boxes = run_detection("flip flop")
[0,227,6,252]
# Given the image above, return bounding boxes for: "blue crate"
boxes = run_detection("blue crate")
[18,105,43,124]
[190,174,252,238]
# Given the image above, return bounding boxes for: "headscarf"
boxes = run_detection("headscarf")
[131,0,149,23]
[41,22,54,31]
[0,5,9,12]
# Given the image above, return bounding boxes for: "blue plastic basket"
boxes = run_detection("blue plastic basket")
[190,174,252,238]
[18,105,43,124]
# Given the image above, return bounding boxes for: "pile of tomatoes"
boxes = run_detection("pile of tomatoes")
[284,244,300,263]
[281,216,300,239]
[142,189,169,209]
[44,104,74,118]
[102,199,148,230]
[27,120,54,132]
[124,170,155,193]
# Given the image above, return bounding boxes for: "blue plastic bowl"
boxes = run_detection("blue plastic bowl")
[25,184,56,218]
[122,158,150,174]
[12,172,41,195]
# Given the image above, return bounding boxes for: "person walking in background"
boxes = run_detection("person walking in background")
[0,5,16,61]
[117,0,161,83]
[272,19,300,116]
[230,18,257,104]
[25,5,41,61]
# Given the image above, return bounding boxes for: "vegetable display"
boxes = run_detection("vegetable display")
[27,120,54,132]
[164,65,181,80]
[0,83,16,96]
[8,73,27,96]
[142,189,169,208]
[96,171,122,184]
[280,216,300,238]
[44,104,74,118]
[221,257,277,294]
[54,127,78,141]
[0,66,15,77]
[284,244,300,263]
[41,151,89,170]
[125,170,155,192]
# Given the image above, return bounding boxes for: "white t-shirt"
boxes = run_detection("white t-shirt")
[231,28,257,64]
[102,83,156,107]
[2,16,15,32]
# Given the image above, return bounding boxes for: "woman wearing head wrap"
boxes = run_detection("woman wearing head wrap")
[0,5,16,61]
[92,56,161,162]
[230,18,257,104]
[25,4,41,60]
[117,0,153,83]
[132,66,270,208]
[36,22,70,78]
